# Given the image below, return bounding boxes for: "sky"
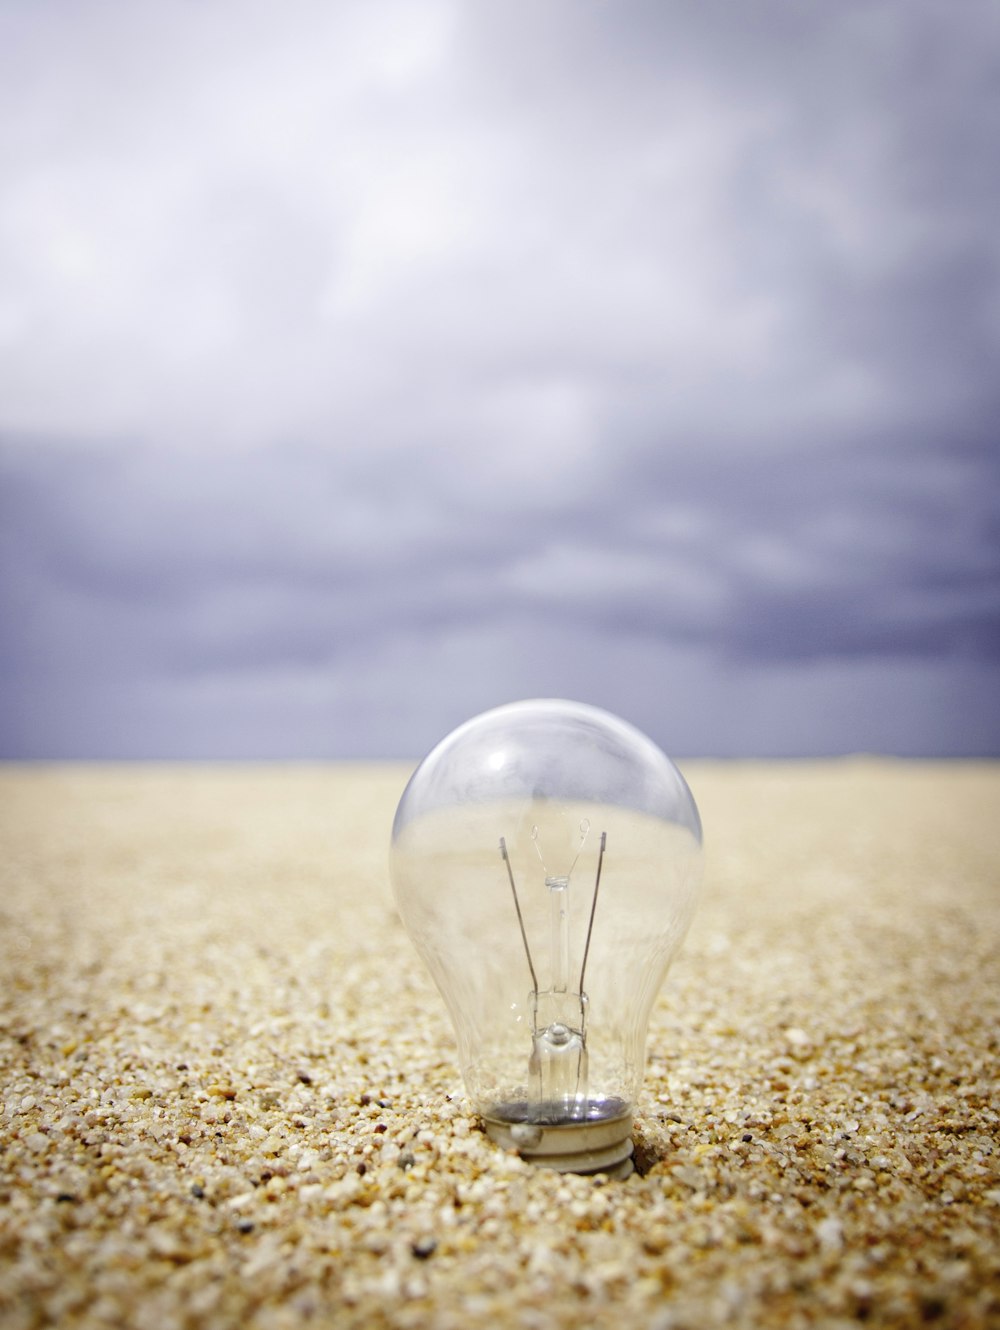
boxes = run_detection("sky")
[1,0,998,759]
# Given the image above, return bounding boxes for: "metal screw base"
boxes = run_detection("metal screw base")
[483,1110,634,1177]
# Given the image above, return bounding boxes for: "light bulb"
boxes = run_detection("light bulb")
[390,699,703,1177]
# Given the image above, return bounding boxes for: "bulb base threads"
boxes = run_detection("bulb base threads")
[482,1105,634,1178]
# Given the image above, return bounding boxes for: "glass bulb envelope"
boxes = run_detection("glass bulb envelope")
[390,699,703,1175]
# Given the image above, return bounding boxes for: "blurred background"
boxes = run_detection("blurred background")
[1,0,998,759]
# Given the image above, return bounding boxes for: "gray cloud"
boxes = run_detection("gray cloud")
[2,429,997,757]
[1,0,998,757]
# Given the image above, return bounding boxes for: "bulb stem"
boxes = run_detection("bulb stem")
[546,875,570,993]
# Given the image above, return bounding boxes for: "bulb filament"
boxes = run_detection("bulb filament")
[498,829,607,1118]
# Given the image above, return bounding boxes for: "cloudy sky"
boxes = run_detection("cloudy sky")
[1,0,998,759]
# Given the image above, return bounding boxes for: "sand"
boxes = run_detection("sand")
[1,760,998,1329]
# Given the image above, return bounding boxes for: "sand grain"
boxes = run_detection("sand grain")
[1,761,998,1328]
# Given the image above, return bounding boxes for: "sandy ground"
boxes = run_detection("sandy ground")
[1,760,998,1329]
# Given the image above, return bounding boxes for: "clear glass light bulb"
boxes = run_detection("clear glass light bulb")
[390,699,703,1177]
